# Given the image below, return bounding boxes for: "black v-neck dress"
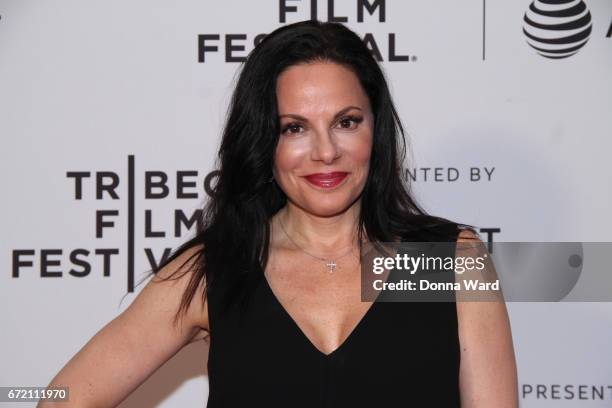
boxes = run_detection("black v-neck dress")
[205,236,462,407]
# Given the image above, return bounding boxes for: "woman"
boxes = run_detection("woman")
[41,20,517,407]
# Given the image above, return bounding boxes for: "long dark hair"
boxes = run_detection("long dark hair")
[132,20,478,327]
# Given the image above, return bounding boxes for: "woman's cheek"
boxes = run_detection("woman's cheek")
[339,130,373,164]
[274,138,310,178]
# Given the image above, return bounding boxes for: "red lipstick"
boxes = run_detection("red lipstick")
[303,172,349,189]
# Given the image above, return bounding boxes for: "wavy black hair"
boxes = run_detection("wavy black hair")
[129,20,478,326]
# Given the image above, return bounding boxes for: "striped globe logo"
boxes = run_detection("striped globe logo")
[523,0,592,59]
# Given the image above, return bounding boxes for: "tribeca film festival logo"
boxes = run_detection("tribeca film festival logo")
[198,0,416,63]
[10,155,502,292]
[11,155,218,292]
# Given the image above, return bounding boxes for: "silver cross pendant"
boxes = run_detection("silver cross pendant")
[326,260,337,273]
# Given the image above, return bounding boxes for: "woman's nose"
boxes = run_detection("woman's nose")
[310,128,341,164]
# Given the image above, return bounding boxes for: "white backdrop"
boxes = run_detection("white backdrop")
[1,0,611,407]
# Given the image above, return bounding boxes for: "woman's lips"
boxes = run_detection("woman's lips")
[303,172,349,189]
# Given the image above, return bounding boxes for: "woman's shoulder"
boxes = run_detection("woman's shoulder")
[398,214,478,243]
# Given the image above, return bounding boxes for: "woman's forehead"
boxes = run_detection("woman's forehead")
[276,62,370,115]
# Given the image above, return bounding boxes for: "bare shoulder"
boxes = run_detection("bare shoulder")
[454,228,518,407]
[457,227,481,242]
[150,243,209,333]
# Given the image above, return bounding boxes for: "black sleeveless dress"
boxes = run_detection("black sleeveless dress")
[205,235,461,407]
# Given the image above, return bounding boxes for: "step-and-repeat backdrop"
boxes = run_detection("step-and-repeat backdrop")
[2,1,611,407]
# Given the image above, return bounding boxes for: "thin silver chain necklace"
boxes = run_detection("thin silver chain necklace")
[277,215,358,273]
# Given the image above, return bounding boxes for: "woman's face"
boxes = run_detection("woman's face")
[274,61,374,217]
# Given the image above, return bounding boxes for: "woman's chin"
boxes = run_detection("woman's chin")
[301,196,360,218]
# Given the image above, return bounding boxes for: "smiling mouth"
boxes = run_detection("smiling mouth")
[302,172,349,189]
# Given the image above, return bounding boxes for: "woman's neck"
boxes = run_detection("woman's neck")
[274,202,361,256]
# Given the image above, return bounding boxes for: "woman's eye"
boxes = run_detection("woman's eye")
[282,123,304,134]
[336,116,363,130]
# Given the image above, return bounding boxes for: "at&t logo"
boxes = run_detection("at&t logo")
[522,0,592,59]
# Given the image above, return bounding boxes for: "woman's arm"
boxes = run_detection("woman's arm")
[38,244,208,408]
[455,230,518,407]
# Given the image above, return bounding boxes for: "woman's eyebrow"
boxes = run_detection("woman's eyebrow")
[278,105,362,121]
